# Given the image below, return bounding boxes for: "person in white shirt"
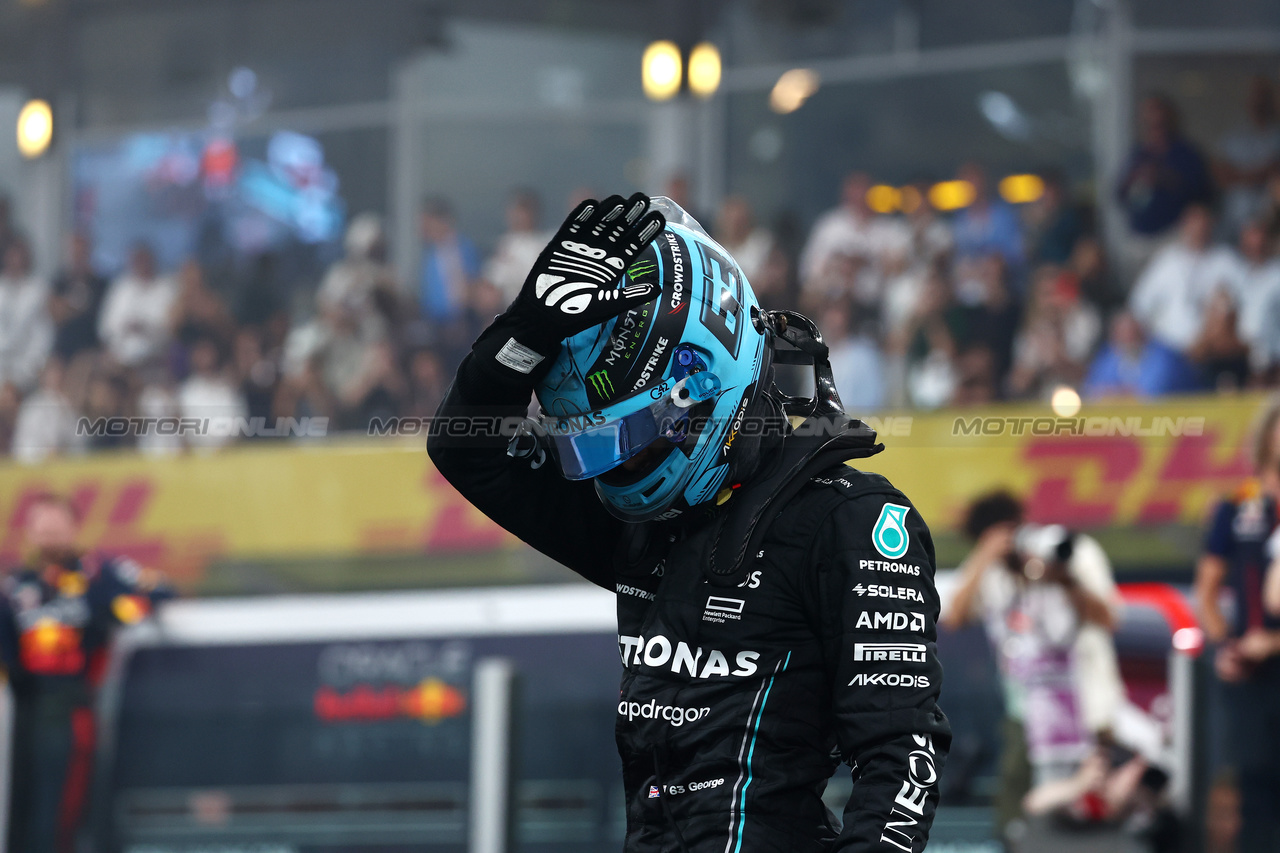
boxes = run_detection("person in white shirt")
[483,189,553,304]
[0,236,53,392]
[1225,219,1280,368]
[98,244,178,367]
[11,358,83,463]
[799,171,910,288]
[1129,204,1237,352]
[942,492,1123,841]
[316,213,398,339]
[178,336,248,450]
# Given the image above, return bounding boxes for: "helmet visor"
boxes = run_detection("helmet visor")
[540,392,686,481]
[539,368,725,480]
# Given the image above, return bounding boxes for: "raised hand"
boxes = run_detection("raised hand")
[515,193,666,339]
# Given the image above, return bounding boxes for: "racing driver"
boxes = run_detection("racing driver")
[428,193,950,852]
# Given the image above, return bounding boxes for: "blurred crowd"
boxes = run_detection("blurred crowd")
[2,75,1280,461]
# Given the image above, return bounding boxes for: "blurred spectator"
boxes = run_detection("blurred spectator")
[1187,286,1250,390]
[317,213,398,339]
[274,353,335,424]
[49,233,107,362]
[714,195,786,305]
[1215,76,1280,238]
[889,262,957,409]
[0,196,14,262]
[171,259,235,359]
[1083,311,1203,399]
[418,198,479,324]
[950,253,1020,382]
[136,364,181,456]
[336,341,406,429]
[235,251,286,328]
[0,494,170,853]
[951,162,1024,271]
[1225,219,1280,379]
[81,373,132,451]
[1009,265,1101,398]
[99,243,177,367]
[178,336,248,451]
[233,327,279,426]
[405,347,447,418]
[951,346,999,407]
[483,189,552,305]
[821,301,885,411]
[1068,235,1119,310]
[0,235,54,392]
[1023,172,1082,265]
[661,173,709,227]
[943,493,1122,847]
[12,359,84,464]
[1116,94,1213,238]
[800,172,907,286]
[1129,204,1235,352]
[903,181,954,262]
[1197,397,1280,852]
[418,198,480,369]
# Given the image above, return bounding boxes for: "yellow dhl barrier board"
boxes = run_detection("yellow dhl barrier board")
[0,393,1266,579]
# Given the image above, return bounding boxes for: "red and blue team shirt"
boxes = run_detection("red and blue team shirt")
[1203,479,1280,638]
[0,553,172,698]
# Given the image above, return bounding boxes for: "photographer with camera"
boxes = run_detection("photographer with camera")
[942,491,1122,846]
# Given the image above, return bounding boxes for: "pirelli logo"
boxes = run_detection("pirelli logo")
[853,643,927,663]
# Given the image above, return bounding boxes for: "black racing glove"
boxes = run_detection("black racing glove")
[466,193,666,389]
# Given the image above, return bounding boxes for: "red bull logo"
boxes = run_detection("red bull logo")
[314,677,467,725]
[20,618,84,675]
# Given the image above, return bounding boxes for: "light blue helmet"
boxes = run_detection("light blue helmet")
[533,198,769,522]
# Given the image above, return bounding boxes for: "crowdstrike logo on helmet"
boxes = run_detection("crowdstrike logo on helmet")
[663,230,686,315]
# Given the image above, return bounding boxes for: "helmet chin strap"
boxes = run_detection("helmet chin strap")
[753,308,847,420]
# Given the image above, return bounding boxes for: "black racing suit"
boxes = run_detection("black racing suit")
[0,554,172,853]
[428,347,951,853]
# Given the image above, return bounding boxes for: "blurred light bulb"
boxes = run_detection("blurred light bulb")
[999,173,1046,204]
[16,99,52,159]
[866,185,902,214]
[642,41,682,102]
[688,42,721,99]
[1051,385,1082,417]
[927,180,976,211]
[769,68,820,114]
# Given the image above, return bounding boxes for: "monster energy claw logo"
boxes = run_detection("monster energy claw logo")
[872,503,911,559]
[627,260,657,282]
[589,371,615,397]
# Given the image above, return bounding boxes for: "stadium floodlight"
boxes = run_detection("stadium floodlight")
[688,42,722,99]
[769,68,820,114]
[16,99,52,158]
[927,179,975,211]
[999,173,1046,204]
[642,41,683,101]
[865,184,901,214]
